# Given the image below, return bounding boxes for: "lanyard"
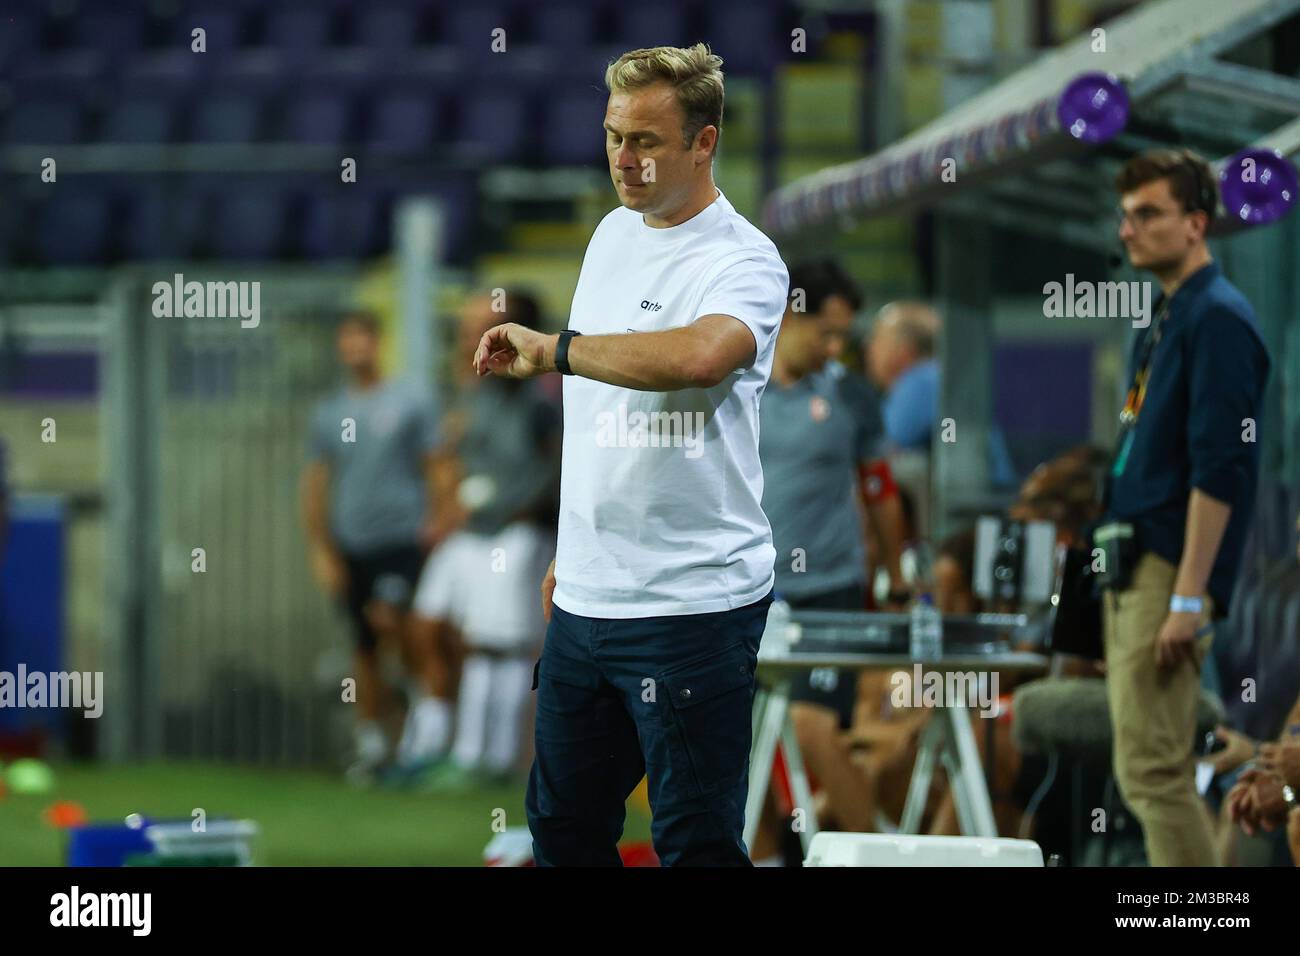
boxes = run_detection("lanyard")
[1110,298,1172,480]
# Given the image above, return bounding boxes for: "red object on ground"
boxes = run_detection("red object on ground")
[43,800,88,828]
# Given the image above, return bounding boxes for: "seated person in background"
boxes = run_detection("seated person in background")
[749,259,903,861]
[907,446,1109,836]
[865,301,1018,489]
[1215,513,1300,864]
[1222,702,1300,865]
[408,290,562,789]
[1010,444,1108,675]
[926,530,1025,837]
[851,530,1008,835]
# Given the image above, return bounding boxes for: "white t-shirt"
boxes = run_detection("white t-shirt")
[553,189,789,618]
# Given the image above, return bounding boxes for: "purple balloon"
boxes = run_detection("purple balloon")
[1056,72,1129,143]
[1219,148,1298,225]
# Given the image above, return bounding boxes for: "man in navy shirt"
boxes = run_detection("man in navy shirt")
[1104,148,1270,866]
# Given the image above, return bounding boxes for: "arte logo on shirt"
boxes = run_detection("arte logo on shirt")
[594,404,707,459]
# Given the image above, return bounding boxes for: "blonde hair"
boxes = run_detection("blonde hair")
[604,43,724,154]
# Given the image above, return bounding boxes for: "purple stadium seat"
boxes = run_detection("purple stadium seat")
[100,96,178,144]
[36,193,112,264]
[2,96,83,144]
[120,48,202,86]
[171,6,246,57]
[210,189,288,260]
[67,9,146,57]
[264,6,334,53]
[705,2,779,74]
[348,2,424,51]
[122,186,210,260]
[442,6,510,56]
[0,13,40,70]
[188,92,263,143]
[300,191,389,259]
[282,90,354,144]
[457,87,528,160]
[366,89,442,152]
[529,3,597,52]
[541,86,606,167]
[610,3,689,50]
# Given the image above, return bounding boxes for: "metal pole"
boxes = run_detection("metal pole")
[394,197,445,402]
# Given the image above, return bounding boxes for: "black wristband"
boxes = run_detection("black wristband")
[555,329,582,375]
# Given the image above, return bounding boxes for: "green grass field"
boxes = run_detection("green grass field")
[0,762,653,866]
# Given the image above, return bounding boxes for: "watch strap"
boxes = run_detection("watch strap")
[555,330,582,376]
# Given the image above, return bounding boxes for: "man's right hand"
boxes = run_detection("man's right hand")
[541,558,556,623]
[310,546,348,599]
[1211,725,1256,776]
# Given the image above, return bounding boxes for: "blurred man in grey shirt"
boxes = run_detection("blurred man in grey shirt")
[301,311,444,781]
[755,260,905,859]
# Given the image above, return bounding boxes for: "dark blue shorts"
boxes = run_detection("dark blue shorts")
[783,582,866,729]
[525,589,774,866]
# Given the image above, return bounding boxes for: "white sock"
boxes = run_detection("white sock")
[483,657,533,775]
[452,656,494,769]
[397,695,452,764]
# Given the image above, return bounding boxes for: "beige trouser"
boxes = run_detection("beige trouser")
[1103,552,1218,866]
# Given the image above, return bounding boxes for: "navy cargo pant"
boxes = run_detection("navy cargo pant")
[525,589,773,866]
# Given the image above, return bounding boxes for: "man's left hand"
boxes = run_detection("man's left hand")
[1155,609,1200,671]
[473,323,555,379]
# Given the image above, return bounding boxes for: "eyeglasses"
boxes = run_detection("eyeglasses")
[1115,205,1186,228]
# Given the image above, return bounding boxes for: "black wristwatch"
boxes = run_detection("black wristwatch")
[555,330,582,376]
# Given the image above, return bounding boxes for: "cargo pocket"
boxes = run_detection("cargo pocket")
[659,642,756,799]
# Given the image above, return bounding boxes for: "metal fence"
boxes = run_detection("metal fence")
[102,268,366,765]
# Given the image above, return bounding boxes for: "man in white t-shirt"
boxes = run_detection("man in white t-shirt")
[471,44,788,865]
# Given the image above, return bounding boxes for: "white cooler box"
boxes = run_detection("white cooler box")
[803,832,1044,867]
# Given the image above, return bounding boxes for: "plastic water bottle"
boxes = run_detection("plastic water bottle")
[909,593,943,660]
[763,598,795,659]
